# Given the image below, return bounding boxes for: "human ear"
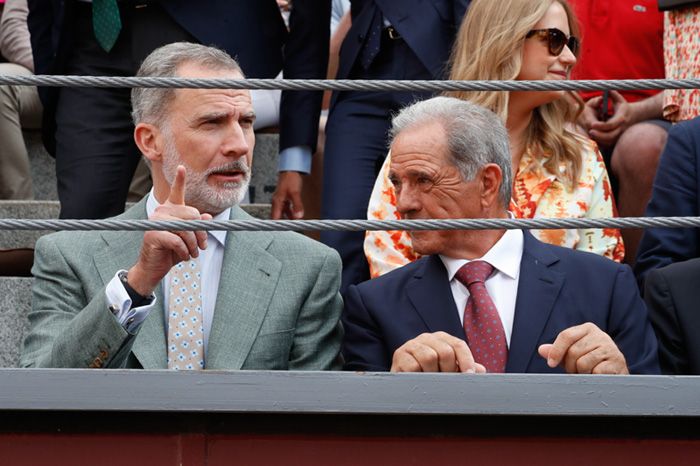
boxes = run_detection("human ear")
[134,123,164,164]
[479,164,503,209]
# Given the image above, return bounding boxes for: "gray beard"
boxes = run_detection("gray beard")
[161,139,251,215]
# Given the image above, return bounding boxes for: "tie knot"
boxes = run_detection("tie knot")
[455,260,494,288]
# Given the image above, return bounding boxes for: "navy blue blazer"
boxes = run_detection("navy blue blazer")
[27,0,329,152]
[337,0,471,81]
[635,117,700,289]
[342,232,660,374]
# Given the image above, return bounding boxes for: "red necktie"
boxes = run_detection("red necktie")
[455,261,508,373]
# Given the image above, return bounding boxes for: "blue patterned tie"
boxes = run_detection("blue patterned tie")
[167,259,205,370]
[92,0,122,52]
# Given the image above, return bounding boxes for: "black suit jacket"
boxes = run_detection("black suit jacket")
[342,232,660,374]
[337,0,471,80]
[644,258,700,375]
[27,0,329,153]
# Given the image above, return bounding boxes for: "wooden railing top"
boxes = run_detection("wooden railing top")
[0,369,698,417]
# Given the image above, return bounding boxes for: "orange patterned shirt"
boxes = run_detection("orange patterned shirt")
[365,137,625,278]
[663,7,700,122]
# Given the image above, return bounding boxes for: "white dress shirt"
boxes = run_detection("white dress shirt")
[439,228,524,348]
[105,191,229,357]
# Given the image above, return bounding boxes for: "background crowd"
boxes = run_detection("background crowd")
[1,0,700,375]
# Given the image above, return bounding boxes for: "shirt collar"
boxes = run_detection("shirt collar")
[439,228,524,282]
[145,189,230,248]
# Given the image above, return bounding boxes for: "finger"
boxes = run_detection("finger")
[197,213,212,250]
[585,96,602,108]
[590,117,623,132]
[592,358,629,375]
[390,349,423,373]
[428,331,478,373]
[572,346,612,374]
[474,363,487,374]
[588,130,620,147]
[176,231,200,259]
[544,324,592,368]
[194,229,208,251]
[168,165,187,206]
[562,334,604,373]
[406,342,440,372]
[271,195,284,220]
[159,231,192,263]
[283,201,295,220]
[432,338,461,373]
[452,339,479,374]
[608,90,626,103]
[289,190,305,220]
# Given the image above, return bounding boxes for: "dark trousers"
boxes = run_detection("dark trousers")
[321,35,432,293]
[55,1,194,219]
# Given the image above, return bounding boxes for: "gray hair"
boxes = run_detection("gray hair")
[389,96,512,207]
[131,42,243,126]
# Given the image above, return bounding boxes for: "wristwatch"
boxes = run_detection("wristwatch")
[117,270,153,308]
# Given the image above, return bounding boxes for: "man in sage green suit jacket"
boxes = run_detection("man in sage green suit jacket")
[20,43,343,370]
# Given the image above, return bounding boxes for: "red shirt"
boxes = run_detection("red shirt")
[569,0,664,103]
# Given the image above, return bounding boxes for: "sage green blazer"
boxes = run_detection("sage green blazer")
[20,197,343,370]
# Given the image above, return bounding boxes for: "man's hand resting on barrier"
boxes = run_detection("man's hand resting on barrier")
[127,165,212,296]
[538,322,629,374]
[391,332,487,373]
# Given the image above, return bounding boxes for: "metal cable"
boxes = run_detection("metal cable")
[0,216,699,232]
[0,75,699,92]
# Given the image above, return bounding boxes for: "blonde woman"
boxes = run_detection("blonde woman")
[365,0,624,279]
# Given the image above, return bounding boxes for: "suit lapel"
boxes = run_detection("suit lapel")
[506,232,564,373]
[92,198,167,369]
[406,256,465,340]
[206,207,281,370]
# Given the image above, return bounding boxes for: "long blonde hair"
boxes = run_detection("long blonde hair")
[446,0,583,190]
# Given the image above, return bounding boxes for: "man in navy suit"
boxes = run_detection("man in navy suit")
[28,0,329,219]
[342,96,659,374]
[635,117,700,289]
[272,0,471,293]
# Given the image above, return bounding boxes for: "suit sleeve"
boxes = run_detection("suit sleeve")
[278,0,331,153]
[288,247,344,370]
[19,235,136,368]
[635,121,700,289]
[644,268,687,375]
[608,265,660,374]
[280,0,331,153]
[341,284,392,371]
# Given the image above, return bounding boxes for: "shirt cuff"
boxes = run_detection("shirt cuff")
[105,270,157,333]
[278,146,312,174]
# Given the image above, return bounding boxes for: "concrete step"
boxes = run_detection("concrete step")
[0,200,271,249]
[25,131,280,204]
[0,277,31,367]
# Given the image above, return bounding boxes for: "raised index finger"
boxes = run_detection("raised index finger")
[168,165,187,206]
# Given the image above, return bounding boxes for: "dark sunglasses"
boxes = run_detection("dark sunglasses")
[526,28,580,56]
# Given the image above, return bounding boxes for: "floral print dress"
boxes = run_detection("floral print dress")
[664,7,700,122]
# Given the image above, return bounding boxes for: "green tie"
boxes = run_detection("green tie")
[92,0,122,52]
